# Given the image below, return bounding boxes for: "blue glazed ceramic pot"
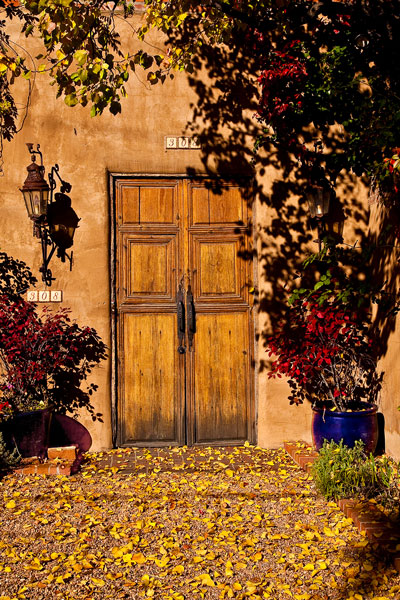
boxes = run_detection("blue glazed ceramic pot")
[312,404,379,454]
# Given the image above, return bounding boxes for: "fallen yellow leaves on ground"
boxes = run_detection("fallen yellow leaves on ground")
[0,446,399,599]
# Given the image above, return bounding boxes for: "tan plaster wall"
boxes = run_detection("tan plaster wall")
[369,203,400,459]
[0,18,312,451]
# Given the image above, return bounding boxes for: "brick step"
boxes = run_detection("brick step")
[12,445,79,476]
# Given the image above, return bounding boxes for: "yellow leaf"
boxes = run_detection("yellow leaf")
[172,565,184,574]
[82,559,93,569]
[132,552,146,564]
[226,469,234,477]
[304,563,315,571]
[91,578,105,587]
[5,500,15,509]
[155,557,169,567]
[233,582,242,590]
[73,564,83,573]
[198,573,215,586]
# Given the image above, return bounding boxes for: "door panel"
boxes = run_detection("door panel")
[123,234,176,300]
[115,177,253,447]
[190,184,245,225]
[119,181,178,225]
[193,235,245,301]
[191,312,249,444]
[122,313,182,444]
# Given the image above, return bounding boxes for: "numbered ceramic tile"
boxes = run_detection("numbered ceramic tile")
[26,290,38,302]
[38,290,50,302]
[178,137,190,149]
[165,136,177,149]
[50,290,63,302]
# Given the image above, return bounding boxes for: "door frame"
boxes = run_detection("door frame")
[109,172,257,448]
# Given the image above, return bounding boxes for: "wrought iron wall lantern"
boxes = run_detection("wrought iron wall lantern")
[306,162,345,251]
[20,143,79,286]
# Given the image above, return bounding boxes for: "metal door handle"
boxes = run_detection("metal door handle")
[187,284,196,351]
[177,284,186,354]
[177,300,185,336]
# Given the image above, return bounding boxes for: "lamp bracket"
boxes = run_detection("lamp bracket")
[48,164,72,202]
[26,143,44,169]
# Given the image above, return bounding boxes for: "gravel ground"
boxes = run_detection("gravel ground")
[0,445,399,600]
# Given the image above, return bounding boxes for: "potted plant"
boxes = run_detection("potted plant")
[266,246,385,453]
[0,252,107,460]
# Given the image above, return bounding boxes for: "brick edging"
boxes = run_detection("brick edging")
[9,446,80,476]
[284,441,400,573]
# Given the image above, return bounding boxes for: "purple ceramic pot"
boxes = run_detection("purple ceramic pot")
[7,406,53,460]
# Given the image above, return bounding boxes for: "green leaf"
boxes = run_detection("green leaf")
[64,94,78,107]
[74,50,88,66]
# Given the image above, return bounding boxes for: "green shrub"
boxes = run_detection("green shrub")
[311,440,393,501]
[0,432,20,471]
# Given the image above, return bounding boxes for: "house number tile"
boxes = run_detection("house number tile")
[27,290,63,303]
[165,136,201,150]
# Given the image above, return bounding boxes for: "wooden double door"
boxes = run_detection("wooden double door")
[114,177,254,446]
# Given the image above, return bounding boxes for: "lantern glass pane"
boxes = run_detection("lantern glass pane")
[307,186,330,218]
[23,190,33,218]
[322,189,330,215]
[24,189,48,218]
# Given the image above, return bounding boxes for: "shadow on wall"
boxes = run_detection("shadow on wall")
[171,25,375,373]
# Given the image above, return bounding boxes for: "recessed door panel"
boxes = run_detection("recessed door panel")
[117,180,179,225]
[122,313,182,444]
[192,235,246,302]
[123,234,176,300]
[139,186,176,224]
[190,184,246,226]
[192,312,249,444]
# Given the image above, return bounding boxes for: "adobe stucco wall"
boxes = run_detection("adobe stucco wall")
[4,15,391,454]
[369,203,400,459]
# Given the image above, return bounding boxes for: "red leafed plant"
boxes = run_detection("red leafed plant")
[0,296,107,421]
[267,296,381,411]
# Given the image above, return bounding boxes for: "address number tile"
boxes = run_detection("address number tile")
[166,137,177,149]
[38,291,51,302]
[50,290,63,302]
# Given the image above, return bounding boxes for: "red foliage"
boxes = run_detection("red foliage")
[258,43,307,124]
[266,296,380,410]
[0,296,106,420]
